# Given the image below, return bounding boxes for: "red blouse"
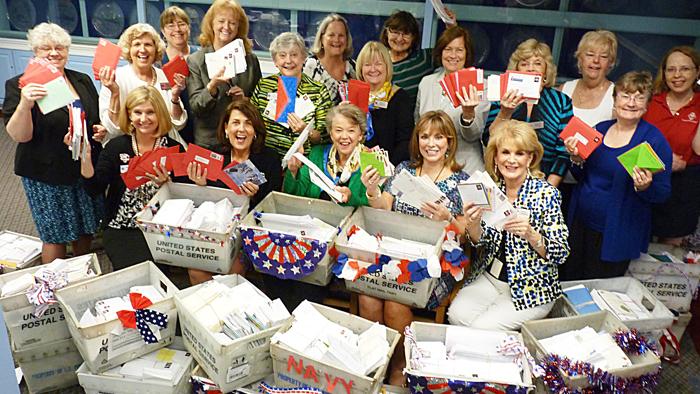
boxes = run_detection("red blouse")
[644,91,700,166]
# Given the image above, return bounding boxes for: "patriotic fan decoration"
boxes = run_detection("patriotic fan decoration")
[406,375,529,394]
[240,228,327,280]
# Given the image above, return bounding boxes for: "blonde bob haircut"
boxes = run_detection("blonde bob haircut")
[310,14,353,60]
[119,23,166,63]
[653,46,700,94]
[198,0,252,53]
[484,120,545,181]
[326,104,368,143]
[119,86,173,138]
[507,38,557,88]
[409,110,463,173]
[27,23,71,53]
[574,30,617,75]
[160,6,191,30]
[356,41,393,83]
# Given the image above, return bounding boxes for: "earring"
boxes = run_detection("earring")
[445,150,449,158]
[527,167,532,177]
[253,134,257,140]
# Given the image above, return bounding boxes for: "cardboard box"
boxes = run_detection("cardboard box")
[136,182,250,273]
[14,337,83,394]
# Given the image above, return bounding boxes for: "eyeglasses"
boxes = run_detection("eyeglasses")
[617,93,648,104]
[665,66,695,75]
[387,29,412,39]
[37,45,68,54]
[165,21,189,30]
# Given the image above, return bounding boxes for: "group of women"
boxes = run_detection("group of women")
[4,0,700,387]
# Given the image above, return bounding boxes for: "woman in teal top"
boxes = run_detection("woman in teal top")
[284,104,369,207]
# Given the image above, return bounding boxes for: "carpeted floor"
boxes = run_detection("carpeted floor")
[1,124,700,393]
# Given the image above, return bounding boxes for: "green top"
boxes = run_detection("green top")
[250,73,332,157]
[283,145,369,208]
[392,48,433,109]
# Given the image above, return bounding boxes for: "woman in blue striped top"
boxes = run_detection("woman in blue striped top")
[483,39,573,187]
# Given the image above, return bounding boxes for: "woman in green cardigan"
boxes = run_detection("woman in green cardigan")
[284,104,369,207]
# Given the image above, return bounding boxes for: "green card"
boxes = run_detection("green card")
[617,141,666,178]
[360,151,386,177]
[36,77,75,114]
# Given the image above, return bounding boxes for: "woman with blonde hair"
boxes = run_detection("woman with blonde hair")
[449,120,569,330]
[483,39,573,187]
[98,23,187,146]
[83,86,186,270]
[303,14,355,105]
[361,110,469,385]
[187,0,262,152]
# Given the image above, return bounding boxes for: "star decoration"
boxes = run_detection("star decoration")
[313,250,322,258]
[291,266,301,274]
[285,239,291,244]
[413,383,424,392]
[244,237,251,246]
[263,260,272,269]
[277,265,286,275]
[304,260,314,269]
[251,250,259,259]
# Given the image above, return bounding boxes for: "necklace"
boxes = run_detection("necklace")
[575,80,608,107]
[420,163,446,183]
[131,134,161,156]
[666,93,693,115]
[131,64,156,86]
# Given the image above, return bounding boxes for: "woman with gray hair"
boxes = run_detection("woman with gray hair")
[303,14,355,105]
[250,32,332,157]
[3,23,104,264]
[97,23,186,146]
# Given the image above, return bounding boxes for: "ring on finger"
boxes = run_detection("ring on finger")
[430,213,434,219]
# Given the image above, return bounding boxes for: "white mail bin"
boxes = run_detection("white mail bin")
[136,182,250,273]
[0,253,101,350]
[15,337,84,394]
[335,207,447,308]
[174,274,282,393]
[239,192,354,286]
[55,261,179,374]
[0,230,42,272]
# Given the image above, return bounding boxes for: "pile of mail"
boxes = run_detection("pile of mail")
[346,225,435,261]
[1,254,96,297]
[151,198,243,233]
[0,232,41,270]
[79,285,164,326]
[271,301,391,376]
[410,326,527,384]
[391,169,449,210]
[563,285,649,321]
[439,67,485,107]
[360,146,395,178]
[539,326,633,371]
[487,70,541,104]
[96,346,193,384]
[254,212,337,242]
[205,39,247,79]
[180,280,290,346]
[458,170,519,229]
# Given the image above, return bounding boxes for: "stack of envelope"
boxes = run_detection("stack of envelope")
[256,212,337,241]
[0,254,96,297]
[590,289,648,321]
[359,146,395,178]
[151,198,242,233]
[390,169,449,210]
[439,67,485,107]
[0,232,42,270]
[539,327,632,371]
[486,70,541,104]
[205,39,247,79]
[271,301,391,376]
[97,346,193,383]
[457,171,519,229]
[152,199,195,227]
[79,285,165,327]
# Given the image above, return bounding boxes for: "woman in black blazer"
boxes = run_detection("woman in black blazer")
[3,23,104,264]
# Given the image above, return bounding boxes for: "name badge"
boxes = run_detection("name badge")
[120,165,129,174]
[160,82,172,90]
[490,257,504,278]
[374,100,388,109]
[516,208,531,219]
[529,121,544,130]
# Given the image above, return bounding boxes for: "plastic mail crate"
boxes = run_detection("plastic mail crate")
[335,206,446,308]
[14,337,83,394]
[522,311,660,391]
[136,182,250,273]
[239,192,354,286]
[174,274,282,393]
[270,302,400,394]
[55,261,179,374]
[0,230,42,272]
[0,253,101,350]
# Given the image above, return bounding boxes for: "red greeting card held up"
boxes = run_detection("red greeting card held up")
[559,116,604,159]
[456,67,484,100]
[19,58,62,88]
[92,38,122,80]
[347,79,370,113]
[184,144,224,181]
[136,146,180,174]
[162,55,190,88]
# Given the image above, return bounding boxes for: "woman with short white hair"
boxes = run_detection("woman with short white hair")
[3,23,104,264]
[97,23,187,145]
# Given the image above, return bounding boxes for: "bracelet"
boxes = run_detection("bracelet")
[570,156,585,167]
[108,108,118,114]
[535,235,545,248]
[461,115,475,126]
[447,213,454,223]
[171,99,180,104]
[366,190,381,201]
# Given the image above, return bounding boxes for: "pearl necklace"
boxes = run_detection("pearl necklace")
[131,134,162,156]
[131,64,156,86]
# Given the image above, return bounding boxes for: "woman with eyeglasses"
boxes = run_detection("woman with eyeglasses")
[643,47,700,247]
[483,39,573,188]
[565,71,672,280]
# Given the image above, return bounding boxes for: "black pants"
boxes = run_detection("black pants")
[261,274,328,312]
[103,227,171,276]
[560,217,630,281]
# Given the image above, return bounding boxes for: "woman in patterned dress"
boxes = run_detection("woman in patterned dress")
[82,86,186,270]
[360,110,468,386]
[303,14,355,106]
[449,120,569,331]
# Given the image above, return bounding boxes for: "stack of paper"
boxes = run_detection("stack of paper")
[379,236,433,260]
[0,232,41,269]
[391,169,449,211]
[256,212,337,241]
[19,57,75,114]
[0,274,36,297]
[204,39,247,79]
[271,301,390,376]
[0,254,96,297]
[78,285,165,327]
[439,67,485,107]
[152,199,195,227]
[346,226,380,252]
[539,327,632,371]
[457,171,518,229]
[95,346,192,383]
[360,146,395,178]
[487,71,541,104]
[562,284,602,315]
[617,142,666,178]
[591,289,648,321]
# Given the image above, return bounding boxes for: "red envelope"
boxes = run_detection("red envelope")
[121,156,150,190]
[170,152,188,177]
[162,55,190,88]
[19,58,62,88]
[136,146,180,174]
[456,67,485,101]
[559,116,604,159]
[92,38,122,80]
[184,145,224,181]
[218,161,243,194]
[347,79,370,113]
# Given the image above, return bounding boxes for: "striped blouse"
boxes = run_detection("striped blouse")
[250,73,332,156]
[392,48,434,109]
[482,87,574,178]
